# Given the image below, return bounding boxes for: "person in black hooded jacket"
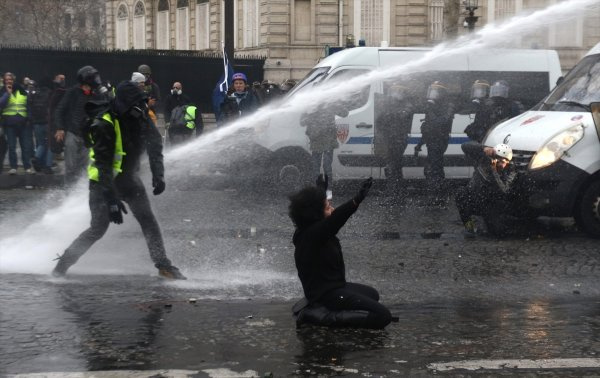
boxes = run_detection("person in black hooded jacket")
[52,81,185,280]
[289,175,392,329]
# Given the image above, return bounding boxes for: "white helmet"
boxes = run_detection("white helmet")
[494,143,513,161]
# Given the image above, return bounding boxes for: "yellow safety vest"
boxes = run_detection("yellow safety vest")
[88,113,126,181]
[1,91,28,117]
[185,105,197,129]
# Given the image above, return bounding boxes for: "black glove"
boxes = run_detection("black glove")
[354,177,373,204]
[107,198,127,224]
[152,176,166,195]
[316,174,328,192]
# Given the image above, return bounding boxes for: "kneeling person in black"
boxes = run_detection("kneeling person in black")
[289,176,392,329]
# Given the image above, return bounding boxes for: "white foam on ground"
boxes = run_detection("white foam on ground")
[428,358,600,372]
[7,369,260,378]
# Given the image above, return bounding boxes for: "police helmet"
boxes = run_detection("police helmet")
[426,81,448,102]
[470,80,490,102]
[138,64,152,75]
[494,143,513,161]
[77,65,100,86]
[490,80,509,99]
[389,84,408,101]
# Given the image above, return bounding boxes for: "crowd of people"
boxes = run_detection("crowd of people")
[0,62,531,331]
[0,65,297,176]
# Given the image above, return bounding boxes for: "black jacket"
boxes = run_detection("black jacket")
[88,101,164,199]
[293,199,358,303]
[461,141,518,197]
[465,98,524,142]
[28,87,51,124]
[421,100,456,139]
[164,92,192,122]
[55,85,102,136]
[220,90,259,124]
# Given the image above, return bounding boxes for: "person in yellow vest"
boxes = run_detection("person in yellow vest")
[0,72,34,174]
[167,103,203,145]
[52,81,185,279]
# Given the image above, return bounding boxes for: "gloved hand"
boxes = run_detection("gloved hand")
[107,198,128,224]
[152,176,166,195]
[353,177,373,204]
[316,174,328,192]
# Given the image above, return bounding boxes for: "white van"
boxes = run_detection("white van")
[485,42,600,237]
[251,47,561,185]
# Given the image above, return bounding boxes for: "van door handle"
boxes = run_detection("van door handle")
[356,122,373,129]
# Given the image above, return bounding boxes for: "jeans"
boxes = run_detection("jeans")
[33,123,53,168]
[4,121,33,170]
[311,150,333,180]
[0,127,7,172]
[55,176,173,274]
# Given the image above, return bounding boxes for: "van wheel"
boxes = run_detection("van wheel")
[575,180,600,238]
[271,152,311,194]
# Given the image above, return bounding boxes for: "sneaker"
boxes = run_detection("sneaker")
[158,265,187,280]
[8,168,17,175]
[25,168,35,174]
[31,157,42,172]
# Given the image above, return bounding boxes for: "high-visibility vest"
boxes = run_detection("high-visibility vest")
[1,91,28,117]
[88,113,126,181]
[185,105,197,129]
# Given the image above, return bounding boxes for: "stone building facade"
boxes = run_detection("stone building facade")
[105,0,600,81]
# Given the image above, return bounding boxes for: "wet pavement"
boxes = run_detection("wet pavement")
[2,178,600,377]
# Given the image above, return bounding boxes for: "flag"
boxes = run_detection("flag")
[212,47,235,126]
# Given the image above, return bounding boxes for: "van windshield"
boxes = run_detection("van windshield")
[286,66,330,98]
[539,55,600,112]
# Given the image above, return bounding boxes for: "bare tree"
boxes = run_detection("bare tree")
[0,0,105,49]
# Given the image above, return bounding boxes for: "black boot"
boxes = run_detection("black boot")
[157,265,187,280]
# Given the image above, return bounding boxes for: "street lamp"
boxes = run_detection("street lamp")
[464,0,479,32]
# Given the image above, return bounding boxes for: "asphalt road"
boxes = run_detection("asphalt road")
[1,178,600,377]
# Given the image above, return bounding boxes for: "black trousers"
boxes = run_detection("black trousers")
[316,282,392,329]
[423,133,449,192]
[58,176,172,271]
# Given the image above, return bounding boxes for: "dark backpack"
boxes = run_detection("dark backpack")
[169,105,194,130]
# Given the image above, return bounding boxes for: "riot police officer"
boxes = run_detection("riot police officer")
[464,79,491,142]
[378,83,415,194]
[466,80,523,143]
[419,80,456,194]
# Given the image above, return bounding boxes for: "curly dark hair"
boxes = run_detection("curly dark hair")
[288,186,327,228]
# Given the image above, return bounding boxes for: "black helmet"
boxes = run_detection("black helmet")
[138,64,151,75]
[389,83,408,101]
[426,80,448,103]
[490,80,509,99]
[77,65,101,87]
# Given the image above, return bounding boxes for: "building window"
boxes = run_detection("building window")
[92,11,100,28]
[292,0,312,43]
[243,0,259,48]
[220,0,238,49]
[77,14,86,28]
[495,0,516,20]
[176,0,190,50]
[157,0,170,49]
[354,0,390,47]
[116,3,129,49]
[196,0,210,50]
[429,0,444,41]
[64,13,72,30]
[133,1,146,49]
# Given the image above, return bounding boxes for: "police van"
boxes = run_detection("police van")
[485,42,600,237]
[252,47,561,185]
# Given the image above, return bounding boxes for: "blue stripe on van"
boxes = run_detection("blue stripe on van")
[346,136,472,145]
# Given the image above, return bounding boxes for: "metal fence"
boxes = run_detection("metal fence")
[0,45,265,113]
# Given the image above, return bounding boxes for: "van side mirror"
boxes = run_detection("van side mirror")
[591,102,600,143]
[556,76,564,86]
